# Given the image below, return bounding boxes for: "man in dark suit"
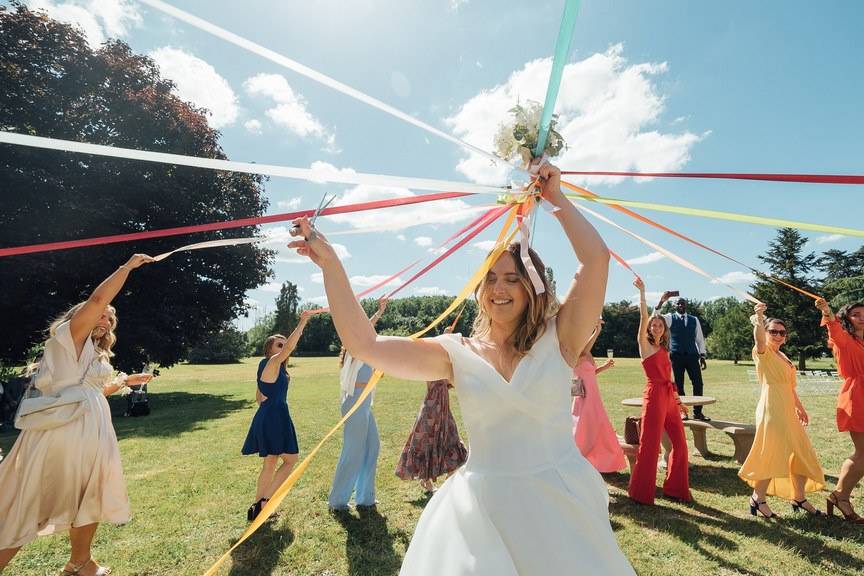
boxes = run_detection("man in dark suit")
[656,292,709,420]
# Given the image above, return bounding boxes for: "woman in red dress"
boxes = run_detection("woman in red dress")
[816,298,864,523]
[628,277,691,505]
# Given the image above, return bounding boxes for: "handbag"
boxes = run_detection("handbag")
[14,361,93,431]
[623,416,642,445]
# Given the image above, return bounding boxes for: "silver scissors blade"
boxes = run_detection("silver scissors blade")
[309,193,337,227]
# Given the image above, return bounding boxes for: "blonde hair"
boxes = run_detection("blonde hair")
[49,302,117,360]
[472,243,559,356]
[647,314,669,350]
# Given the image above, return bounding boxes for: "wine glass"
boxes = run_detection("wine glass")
[606,349,614,360]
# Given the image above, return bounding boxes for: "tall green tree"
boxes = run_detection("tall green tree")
[593,300,640,358]
[752,228,821,369]
[705,302,753,363]
[272,281,301,336]
[0,4,272,371]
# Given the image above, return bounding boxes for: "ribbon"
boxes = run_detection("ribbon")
[0,131,509,194]
[534,0,582,157]
[448,304,467,332]
[562,180,820,300]
[561,170,864,185]
[566,194,864,238]
[0,191,474,258]
[137,0,515,170]
[517,200,546,295]
[576,203,762,304]
[203,205,520,575]
[386,205,512,298]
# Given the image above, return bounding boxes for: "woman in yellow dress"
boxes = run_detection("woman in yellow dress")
[739,302,825,518]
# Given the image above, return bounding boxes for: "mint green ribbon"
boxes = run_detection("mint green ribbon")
[534,0,582,158]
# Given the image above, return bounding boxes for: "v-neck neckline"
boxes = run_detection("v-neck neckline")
[460,336,529,386]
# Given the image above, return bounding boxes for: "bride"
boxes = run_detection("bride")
[289,162,634,574]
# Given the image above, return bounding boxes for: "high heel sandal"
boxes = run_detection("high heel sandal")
[61,558,111,575]
[826,491,864,524]
[749,496,777,519]
[246,498,266,522]
[791,499,822,516]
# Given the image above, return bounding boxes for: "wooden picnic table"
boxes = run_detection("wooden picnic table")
[620,395,716,408]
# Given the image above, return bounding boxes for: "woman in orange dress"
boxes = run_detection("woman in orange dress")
[816,298,864,523]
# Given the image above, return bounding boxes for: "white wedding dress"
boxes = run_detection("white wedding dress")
[400,318,634,575]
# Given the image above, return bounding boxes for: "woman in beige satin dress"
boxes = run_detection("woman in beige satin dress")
[0,254,155,576]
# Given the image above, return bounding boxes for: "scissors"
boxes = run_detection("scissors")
[293,191,336,240]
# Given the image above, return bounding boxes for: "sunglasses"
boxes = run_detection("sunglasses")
[767,329,787,337]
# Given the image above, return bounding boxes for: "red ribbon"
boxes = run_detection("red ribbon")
[0,191,474,258]
[561,171,864,185]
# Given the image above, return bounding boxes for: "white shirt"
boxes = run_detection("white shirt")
[662,313,707,356]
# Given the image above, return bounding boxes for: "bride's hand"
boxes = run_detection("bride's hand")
[288,217,338,267]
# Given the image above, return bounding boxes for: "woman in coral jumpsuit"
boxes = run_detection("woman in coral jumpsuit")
[628,277,691,505]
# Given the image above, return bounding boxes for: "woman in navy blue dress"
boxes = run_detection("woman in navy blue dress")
[242,309,312,521]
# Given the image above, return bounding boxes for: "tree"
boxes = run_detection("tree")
[593,300,640,358]
[245,311,275,356]
[705,302,753,363]
[0,4,272,371]
[816,247,864,280]
[272,282,301,336]
[752,228,822,369]
[187,324,250,364]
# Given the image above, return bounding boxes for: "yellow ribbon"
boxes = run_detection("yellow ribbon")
[203,205,519,575]
[564,193,864,238]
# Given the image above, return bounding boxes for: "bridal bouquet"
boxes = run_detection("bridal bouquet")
[493,100,566,167]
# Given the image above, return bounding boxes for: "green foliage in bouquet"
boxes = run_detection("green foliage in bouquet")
[493,100,567,166]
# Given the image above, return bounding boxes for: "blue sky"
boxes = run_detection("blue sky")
[19,0,864,328]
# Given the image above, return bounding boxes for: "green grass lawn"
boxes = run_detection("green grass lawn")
[2,356,862,576]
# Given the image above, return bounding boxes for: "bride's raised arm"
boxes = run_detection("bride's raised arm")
[289,218,452,382]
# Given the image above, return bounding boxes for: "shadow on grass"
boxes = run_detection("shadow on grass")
[612,495,864,575]
[227,519,295,576]
[107,391,249,438]
[332,507,410,576]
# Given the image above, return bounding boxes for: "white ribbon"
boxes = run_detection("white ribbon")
[0,132,508,194]
[138,0,520,172]
[577,203,762,304]
[152,237,267,262]
[517,207,546,295]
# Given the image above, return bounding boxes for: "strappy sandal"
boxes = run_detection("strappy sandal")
[827,491,864,524]
[749,496,778,519]
[791,498,822,516]
[61,558,111,575]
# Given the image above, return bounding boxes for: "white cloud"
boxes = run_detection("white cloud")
[396,234,407,242]
[310,272,324,284]
[712,271,756,285]
[416,286,448,296]
[322,174,475,230]
[448,0,468,12]
[813,233,846,245]
[244,297,260,308]
[244,119,263,134]
[149,47,239,129]
[446,45,703,185]
[28,0,140,47]
[260,282,282,293]
[276,197,303,210]
[473,240,497,252]
[625,251,665,265]
[244,73,334,147]
[414,236,434,247]
[349,275,403,288]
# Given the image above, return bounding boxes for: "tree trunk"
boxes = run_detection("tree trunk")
[798,351,807,371]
